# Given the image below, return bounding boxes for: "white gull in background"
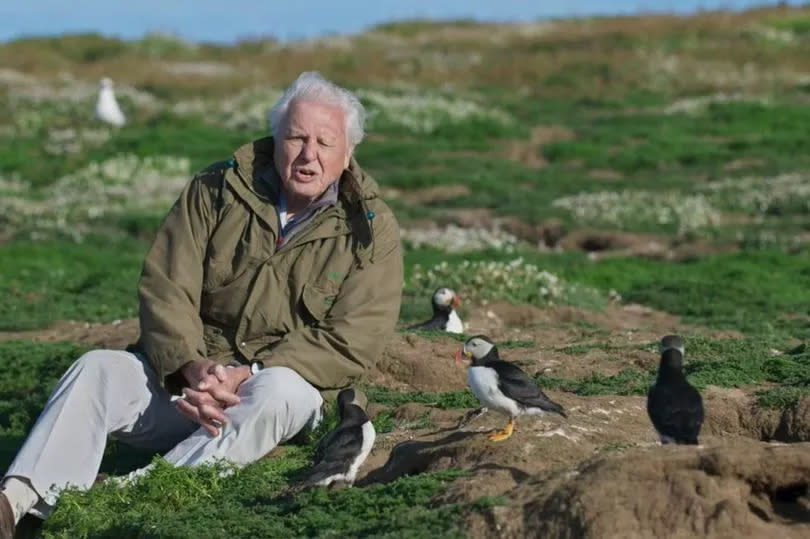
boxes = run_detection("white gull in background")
[95,77,126,127]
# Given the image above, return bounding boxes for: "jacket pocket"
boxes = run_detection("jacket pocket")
[300,282,337,323]
[201,257,261,326]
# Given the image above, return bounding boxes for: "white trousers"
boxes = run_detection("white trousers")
[3,349,323,508]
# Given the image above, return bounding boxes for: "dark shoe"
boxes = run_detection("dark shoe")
[0,492,16,539]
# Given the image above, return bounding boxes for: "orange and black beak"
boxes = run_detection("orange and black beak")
[453,294,462,309]
[454,348,463,367]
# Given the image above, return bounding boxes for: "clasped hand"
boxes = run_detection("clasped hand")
[176,360,251,436]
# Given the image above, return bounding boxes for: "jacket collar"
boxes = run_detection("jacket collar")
[227,137,379,262]
[231,136,380,205]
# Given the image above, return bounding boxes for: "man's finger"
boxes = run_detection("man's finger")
[207,386,241,407]
[176,398,202,422]
[183,387,221,408]
[198,403,228,425]
[196,373,221,392]
[212,364,228,383]
[175,399,222,436]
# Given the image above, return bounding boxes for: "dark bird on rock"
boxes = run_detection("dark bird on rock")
[456,335,566,442]
[408,287,463,334]
[301,388,375,487]
[647,335,704,445]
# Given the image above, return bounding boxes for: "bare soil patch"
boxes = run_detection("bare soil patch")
[587,168,624,180]
[501,125,576,170]
[559,228,739,260]
[0,318,139,349]
[382,184,472,205]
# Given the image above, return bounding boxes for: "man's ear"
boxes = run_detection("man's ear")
[344,147,354,169]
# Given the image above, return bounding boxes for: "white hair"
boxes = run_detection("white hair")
[269,71,366,149]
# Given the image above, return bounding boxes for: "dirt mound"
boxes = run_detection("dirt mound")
[375,302,737,390]
[704,386,810,443]
[369,333,468,392]
[362,394,653,489]
[473,440,810,538]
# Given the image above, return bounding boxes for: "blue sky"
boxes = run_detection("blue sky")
[0,0,805,43]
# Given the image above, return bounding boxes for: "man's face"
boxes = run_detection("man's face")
[274,99,351,210]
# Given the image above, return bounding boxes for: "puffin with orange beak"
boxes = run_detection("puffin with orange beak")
[408,287,463,334]
[456,335,566,442]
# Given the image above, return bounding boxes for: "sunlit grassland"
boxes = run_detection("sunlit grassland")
[3,7,810,536]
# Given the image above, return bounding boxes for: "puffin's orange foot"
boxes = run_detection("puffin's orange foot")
[487,419,514,442]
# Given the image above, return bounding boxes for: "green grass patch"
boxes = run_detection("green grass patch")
[0,238,146,330]
[0,341,89,437]
[600,442,637,453]
[543,369,652,396]
[46,457,468,538]
[561,250,810,340]
[365,386,479,409]
[756,387,810,409]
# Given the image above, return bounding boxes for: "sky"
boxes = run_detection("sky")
[0,0,805,44]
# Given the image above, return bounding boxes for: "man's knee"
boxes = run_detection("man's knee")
[244,366,322,412]
[71,349,143,384]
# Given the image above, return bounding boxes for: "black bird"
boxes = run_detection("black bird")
[408,287,463,334]
[647,335,704,445]
[301,388,375,487]
[456,335,566,442]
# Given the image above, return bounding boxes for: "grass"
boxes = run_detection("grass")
[45,456,468,538]
[365,386,479,409]
[756,387,810,409]
[0,239,145,330]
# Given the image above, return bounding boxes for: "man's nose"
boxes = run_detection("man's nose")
[300,139,317,161]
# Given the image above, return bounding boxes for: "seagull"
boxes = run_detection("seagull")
[301,388,375,487]
[647,335,704,445]
[407,287,463,333]
[456,335,566,442]
[95,77,126,127]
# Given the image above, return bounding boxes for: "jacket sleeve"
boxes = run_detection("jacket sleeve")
[258,207,403,390]
[136,173,218,387]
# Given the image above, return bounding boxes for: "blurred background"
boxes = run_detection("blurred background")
[2,0,810,325]
[3,1,804,42]
[2,0,810,328]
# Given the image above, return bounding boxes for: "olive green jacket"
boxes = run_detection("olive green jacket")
[131,136,403,395]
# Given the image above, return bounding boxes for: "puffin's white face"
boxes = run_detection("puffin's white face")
[100,77,113,89]
[433,287,461,310]
[462,336,495,361]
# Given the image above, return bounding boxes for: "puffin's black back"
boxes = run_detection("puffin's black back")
[647,350,704,444]
[408,288,454,331]
[304,400,370,486]
[485,358,566,418]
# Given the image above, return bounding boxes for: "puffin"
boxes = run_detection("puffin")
[456,335,566,442]
[647,335,704,445]
[408,287,463,334]
[301,388,375,487]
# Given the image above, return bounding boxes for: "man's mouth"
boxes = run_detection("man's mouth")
[293,168,318,182]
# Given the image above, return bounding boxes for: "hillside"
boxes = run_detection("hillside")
[2,5,810,537]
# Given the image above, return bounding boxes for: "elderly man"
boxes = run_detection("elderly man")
[0,71,403,536]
